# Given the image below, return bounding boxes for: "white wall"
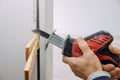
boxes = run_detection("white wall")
[0,0,53,80]
[0,0,34,80]
[54,0,120,36]
[54,0,120,80]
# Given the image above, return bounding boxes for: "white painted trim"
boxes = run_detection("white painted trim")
[39,0,53,80]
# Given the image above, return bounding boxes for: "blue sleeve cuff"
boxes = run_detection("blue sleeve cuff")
[87,71,111,80]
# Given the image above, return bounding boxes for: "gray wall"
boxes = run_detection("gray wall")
[0,0,34,80]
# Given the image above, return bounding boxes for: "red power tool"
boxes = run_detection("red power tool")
[63,31,120,67]
[33,29,120,67]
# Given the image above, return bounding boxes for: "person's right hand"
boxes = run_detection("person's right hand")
[63,37,102,79]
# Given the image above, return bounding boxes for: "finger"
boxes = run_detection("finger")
[110,68,120,78]
[116,72,120,79]
[77,37,92,55]
[109,44,120,57]
[114,73,120,80]
[102,64,114,72]
[62,55,76,65]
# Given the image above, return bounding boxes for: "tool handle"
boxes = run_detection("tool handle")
[72,40,119,67]
[63,30,120,67]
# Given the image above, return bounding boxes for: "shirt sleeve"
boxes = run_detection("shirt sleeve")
[87,71,111,80]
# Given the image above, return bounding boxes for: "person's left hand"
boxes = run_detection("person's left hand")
[102,64,120,80]
[109,44,120,57]
[102,44,120,80]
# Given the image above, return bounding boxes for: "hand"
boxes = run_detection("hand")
[62,37,102,79]
[102,44,120,80]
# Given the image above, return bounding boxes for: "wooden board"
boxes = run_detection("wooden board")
[24,35,40,80]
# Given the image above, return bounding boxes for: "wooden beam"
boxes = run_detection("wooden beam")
[24,35,40,80]
[25,35,39,61]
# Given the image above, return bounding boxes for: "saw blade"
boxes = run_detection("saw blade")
[32,29,65,49]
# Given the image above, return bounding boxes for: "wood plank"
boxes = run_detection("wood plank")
[24,35,40,80]
[25,35,39,61]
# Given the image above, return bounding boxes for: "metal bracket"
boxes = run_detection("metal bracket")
[45,30,65,49]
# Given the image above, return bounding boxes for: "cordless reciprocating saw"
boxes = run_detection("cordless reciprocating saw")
[33,29,120,67]
[63,30,120,67]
